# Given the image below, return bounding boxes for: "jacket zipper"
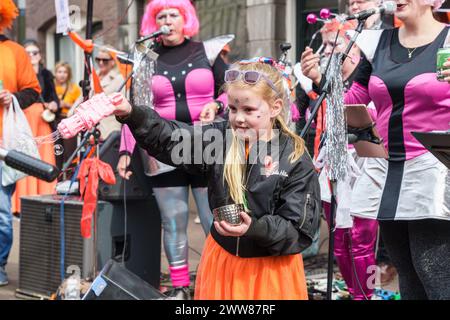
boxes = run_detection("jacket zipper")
[236,237,240,257]
[299,194,311,229]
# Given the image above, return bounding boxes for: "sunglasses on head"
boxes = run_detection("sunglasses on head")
[225,70,279,95]
[95,57,112,63]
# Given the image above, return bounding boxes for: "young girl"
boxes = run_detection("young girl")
[54,61,81,172]
[54,62,81,118]
[112,60,321,300]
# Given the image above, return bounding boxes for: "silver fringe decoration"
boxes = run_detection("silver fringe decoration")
[132,44,156,107]
[325,53,348,181]
[130,43,161,176]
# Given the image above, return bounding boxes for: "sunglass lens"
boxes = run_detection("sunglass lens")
[225,70,240,82]
[243,71,260,84]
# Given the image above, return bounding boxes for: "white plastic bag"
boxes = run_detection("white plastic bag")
[2,96,41,186]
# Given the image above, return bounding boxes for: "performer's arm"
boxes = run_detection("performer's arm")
[13,88,40,109]
[213,55,227,99]
[344,55,373,106]
[213,55,228,115]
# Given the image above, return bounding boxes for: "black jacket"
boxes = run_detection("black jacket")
[117,104,321,258]
[37,65,59,105]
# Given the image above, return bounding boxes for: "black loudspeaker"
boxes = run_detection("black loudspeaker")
[18,195,161,298]
[98,131,151,201]
[83,260,167,300]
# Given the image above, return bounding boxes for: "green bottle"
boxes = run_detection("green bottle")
[437,47,450,81]
[437,32,450,82]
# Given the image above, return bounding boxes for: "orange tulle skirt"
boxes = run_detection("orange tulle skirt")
[194,235,308,300]
[11,103,56,213]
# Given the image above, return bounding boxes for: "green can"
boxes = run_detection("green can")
[437,47,450,81]
[0,80,3,91]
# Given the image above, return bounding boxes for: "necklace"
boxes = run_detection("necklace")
[407,47,418,59]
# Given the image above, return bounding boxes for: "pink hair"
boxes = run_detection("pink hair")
[421,0,446,9]
[140,0,200,37]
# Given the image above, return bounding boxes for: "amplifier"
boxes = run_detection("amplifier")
[18,195,161,298]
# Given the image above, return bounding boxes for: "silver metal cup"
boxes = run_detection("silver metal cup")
[212,204,245,226]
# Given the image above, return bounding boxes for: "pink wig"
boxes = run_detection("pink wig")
[420,0,446,9]
[140,0,200,37]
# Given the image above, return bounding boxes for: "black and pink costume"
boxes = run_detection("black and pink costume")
[345,26,450,299]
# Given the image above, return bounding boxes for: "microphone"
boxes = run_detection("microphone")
[346,1,397,20]
[0,148,59,182]
[135,25,171,43]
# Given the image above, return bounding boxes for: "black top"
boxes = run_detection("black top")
[37,65,60,109]
[155,40,227,96]
[353,27,448,161]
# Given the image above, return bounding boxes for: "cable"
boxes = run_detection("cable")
[188,245,202,257]
[348,230,370,301]
[60,145,92,282]
[374,224,380,259]
[120,48,133,265]
[121,170,128,265]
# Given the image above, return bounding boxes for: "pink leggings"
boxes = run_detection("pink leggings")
[323,202,378,300]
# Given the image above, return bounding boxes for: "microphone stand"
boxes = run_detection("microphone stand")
[299,18,366,300]
[58,0,96,283]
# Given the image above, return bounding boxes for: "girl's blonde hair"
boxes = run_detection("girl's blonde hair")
[55,61,73,84]
[223,62,305,207]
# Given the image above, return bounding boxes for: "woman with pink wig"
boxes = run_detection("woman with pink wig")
[302,0,450,299]
[118,0,231,300]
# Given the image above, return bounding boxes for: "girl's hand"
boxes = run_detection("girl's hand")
[117,154,133,180]
[214,211,252,237]
[442,60,450,84]
[110,93,132,117]
[301,47,322,86]
[199,102,219,123]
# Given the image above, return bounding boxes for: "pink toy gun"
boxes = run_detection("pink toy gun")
[57,93,123,139]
